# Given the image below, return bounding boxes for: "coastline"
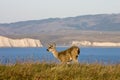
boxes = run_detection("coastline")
[72,41,120,47]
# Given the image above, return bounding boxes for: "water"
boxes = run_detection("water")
[0,47,120,64]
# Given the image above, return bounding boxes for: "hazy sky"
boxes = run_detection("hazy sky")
[0,0,120,23]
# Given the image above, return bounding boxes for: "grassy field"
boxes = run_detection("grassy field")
[0,62,120,80]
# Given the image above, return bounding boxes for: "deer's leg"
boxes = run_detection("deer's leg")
[70,57,72,61]
[68,54,72,61]
[67,61,71,64]
[73,55,79,63]
[73,58,78,63]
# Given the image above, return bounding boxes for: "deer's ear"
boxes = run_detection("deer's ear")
[52,42,56,47]
[48,42,56,47]
[48,43,52,47]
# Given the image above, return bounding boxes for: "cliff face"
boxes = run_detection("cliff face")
[0,36,43,47]
[72,41,120,47]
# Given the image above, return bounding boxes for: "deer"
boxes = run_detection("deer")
[46,43,80,64]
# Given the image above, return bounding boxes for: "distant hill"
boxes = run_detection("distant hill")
[0,14,120,45]
[0,13,120,35]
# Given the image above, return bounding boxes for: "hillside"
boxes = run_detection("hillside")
[0,14,120,34]
[0,13,120,45]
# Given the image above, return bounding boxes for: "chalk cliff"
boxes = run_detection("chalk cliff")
[0,36,42,47]
[72,41,120,47]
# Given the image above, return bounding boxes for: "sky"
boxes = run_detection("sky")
[0,0,120,23]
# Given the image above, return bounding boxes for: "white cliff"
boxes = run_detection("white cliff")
[0,36,43,47]
[72,41,120,47]
[72,41,92,46]
[92,42,120,47]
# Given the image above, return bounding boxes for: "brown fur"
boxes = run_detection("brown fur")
[47,43,80,64]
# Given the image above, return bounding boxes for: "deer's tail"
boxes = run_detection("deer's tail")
[77,47,80,55]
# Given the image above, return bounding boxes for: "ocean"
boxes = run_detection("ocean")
[0,47,120,64]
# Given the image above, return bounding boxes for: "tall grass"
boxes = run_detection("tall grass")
[0,62,120,80]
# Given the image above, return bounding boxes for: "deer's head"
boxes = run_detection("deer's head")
[46,43,56,52]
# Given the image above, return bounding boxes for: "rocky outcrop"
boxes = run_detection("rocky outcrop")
[72,41,120,47]
[0,36,43,47]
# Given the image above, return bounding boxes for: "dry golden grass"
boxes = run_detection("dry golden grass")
[0,62,120,80]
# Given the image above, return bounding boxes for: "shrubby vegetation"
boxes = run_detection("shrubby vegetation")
[0,62,120,80]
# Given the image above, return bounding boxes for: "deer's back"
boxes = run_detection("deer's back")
[58,46,80,62]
